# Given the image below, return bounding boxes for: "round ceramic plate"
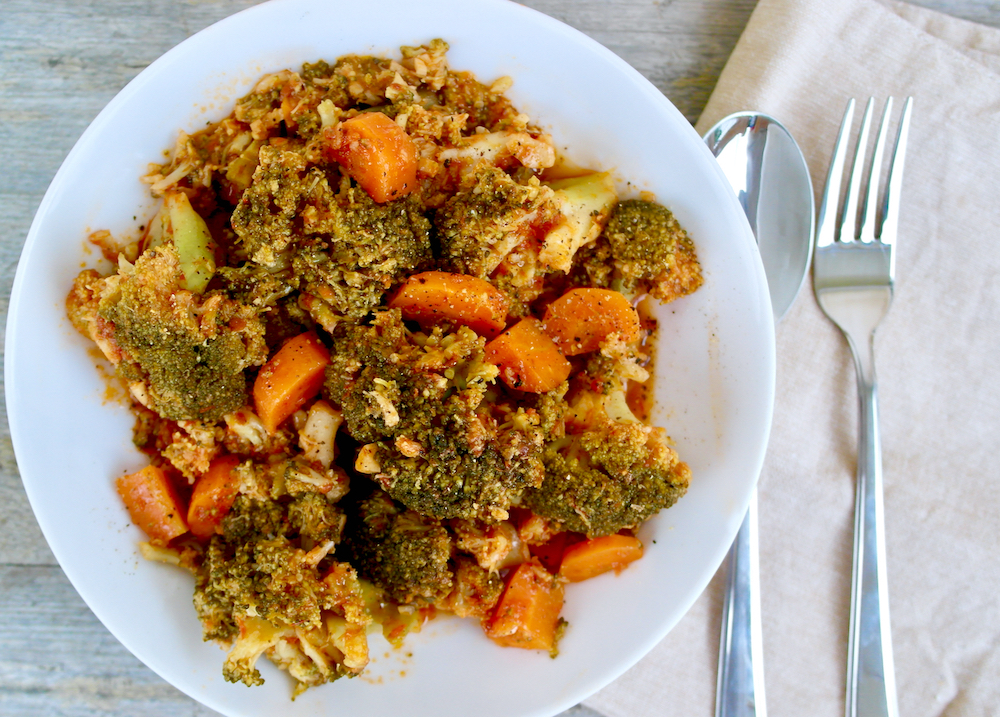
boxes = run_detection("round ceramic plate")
[5,0,774,715]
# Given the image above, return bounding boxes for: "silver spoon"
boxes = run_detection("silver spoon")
[703,112,815,717]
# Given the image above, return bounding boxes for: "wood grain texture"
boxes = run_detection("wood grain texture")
[1,1,997,715]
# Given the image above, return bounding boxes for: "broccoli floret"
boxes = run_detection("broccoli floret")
[247,536,330,627]
[346,490,454,606]
[198,497,327,630]
[370,404,542,522]
[523,389,691,537]
[437,64,521,130]
[196,495,345,633]
[214,264,309,349]
[593,199,704,302]
[304,185,431,274]
[219,494,289,543]
[288,492,346,548]
[233,72,291,127]
[524,383,569,438]
[324,309,460,444]
[434,165,555,279]
[192,538,241,643]
[192,494,370,691]
[324,310,544,522]
[230,144,314,265]
[215,263,294,309]
[291,185,432,322]
[229,68,335,142]
[231,145,431,322]
[97,244,267,421]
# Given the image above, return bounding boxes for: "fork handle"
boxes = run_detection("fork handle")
[847,338,898,717]
[715,490,766,717]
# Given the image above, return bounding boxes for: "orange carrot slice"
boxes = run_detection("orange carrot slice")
[528,532,577,575]
[558,534,643,582]
[484,318,571,393]
[388,271,510,337]
[116,465,188,545]
[324,112,418,203]
[542,287,641,355]
[187,454,242,539]
[253,331,331,434]
[483,559,564,653]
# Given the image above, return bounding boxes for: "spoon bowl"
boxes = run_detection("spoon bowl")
[705,113,814,321]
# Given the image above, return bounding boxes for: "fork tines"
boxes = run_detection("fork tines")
[817,97,913,251]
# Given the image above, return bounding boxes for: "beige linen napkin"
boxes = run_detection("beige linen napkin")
[584,0,1000,715]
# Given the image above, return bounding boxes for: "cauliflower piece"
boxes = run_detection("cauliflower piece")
[298,400,344,469]
[223,616,292,687]
[451,519,528,573]
[437,130,556,172]
[163,419,220,483]
[538,172,617,274]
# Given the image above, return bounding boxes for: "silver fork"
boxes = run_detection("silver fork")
[814,96,913,717]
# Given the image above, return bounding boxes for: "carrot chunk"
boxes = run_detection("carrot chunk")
[253,331,331,434]
[388,271,510,337]
[529,532,581,575]
[484,318,571,393]
[324,112,418,203]
[558,534,644,582]
[542,287,641,355]
[116,465,188,545]
[483,558,564,654]
[187,454,242,539]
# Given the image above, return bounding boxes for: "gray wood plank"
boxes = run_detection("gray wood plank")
[908,0,1000,24]
[0,565,220,717]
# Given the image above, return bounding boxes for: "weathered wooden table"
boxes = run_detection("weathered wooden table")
[2,1,997,715]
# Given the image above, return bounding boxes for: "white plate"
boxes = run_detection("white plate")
[5,0,774,715]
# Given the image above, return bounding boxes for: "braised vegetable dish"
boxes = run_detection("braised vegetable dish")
[66,40,703,697]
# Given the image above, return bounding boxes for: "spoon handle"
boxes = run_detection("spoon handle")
[716,490,767,717]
